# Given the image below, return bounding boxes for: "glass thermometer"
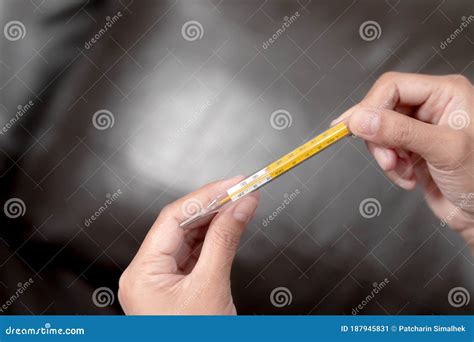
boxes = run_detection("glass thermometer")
[180,121,351,228]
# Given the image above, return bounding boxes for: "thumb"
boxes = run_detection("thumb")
[193,193,259,280]
[348,107,467,169]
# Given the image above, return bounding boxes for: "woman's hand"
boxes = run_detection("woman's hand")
[334,72,474,252]
[118,176,259,314]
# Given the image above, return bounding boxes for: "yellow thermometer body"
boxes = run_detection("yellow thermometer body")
[180,122,350,228]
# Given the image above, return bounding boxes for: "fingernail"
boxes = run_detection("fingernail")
[233,197,258,223]
[330,117,343,127]
[331,107,355,127]
[352,109,380,136]
[373,146,389,169]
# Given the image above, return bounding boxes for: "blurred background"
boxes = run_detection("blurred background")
[0,0,473,314]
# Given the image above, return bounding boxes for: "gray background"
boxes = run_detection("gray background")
[0,0,473,314]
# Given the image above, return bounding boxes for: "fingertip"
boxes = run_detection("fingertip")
[398,177,417,190]
[214,175,245,187]
[247,190,260,202]
[384,149,398,171]
[233,175,246,181]
[368,144,397,171]
[232,196,259,223]
[383,166,415,190]
[218,193,259,224]
[372,146,390,171]
[331,106,358,127]
[349,108,380,137]
[330,117,344,127]
[386,170,417,190]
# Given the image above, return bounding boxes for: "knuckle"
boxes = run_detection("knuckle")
[370,72,399,108]
[451,131,471,164]
[391,118,413,147]
[377,71,399,85]
[160,204,175,217]
[380,71,399,80]
[446,74,472,88]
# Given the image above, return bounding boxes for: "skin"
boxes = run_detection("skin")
[118,176,259,315]
[119,72,473,315]
[332,72,474,252]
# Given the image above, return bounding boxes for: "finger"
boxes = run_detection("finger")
[413,159,450,218]
[348,107,469,169]
[361,72,438,110]
[176,242,204,275]
[161,175,245,225]
[385,169,417,190]
[366,142,417,189]
[357,72,456,123]
[173,227,208,272]
[333,72,452,125]
[193,192,259,280]
[132,176,244,272]
[394,104,415,116]
[366,142,397,171]
[331,105,360,126]
[394,150,416,181]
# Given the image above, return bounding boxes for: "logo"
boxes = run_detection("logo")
[92,109,115,130]
[4,198,26,219]
[359,198,381,219]
[448,287,470,308]
[92,287,115,307]
[359,21,382,41]
[270,287,293,308]
[181,21,204,41]
[4,21,26,41]
[181,198,204,218]
[270,109,292,130]
[447,110,470,130]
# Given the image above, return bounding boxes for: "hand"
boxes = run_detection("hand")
[118,176,259,314]
[334,72,474,251]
